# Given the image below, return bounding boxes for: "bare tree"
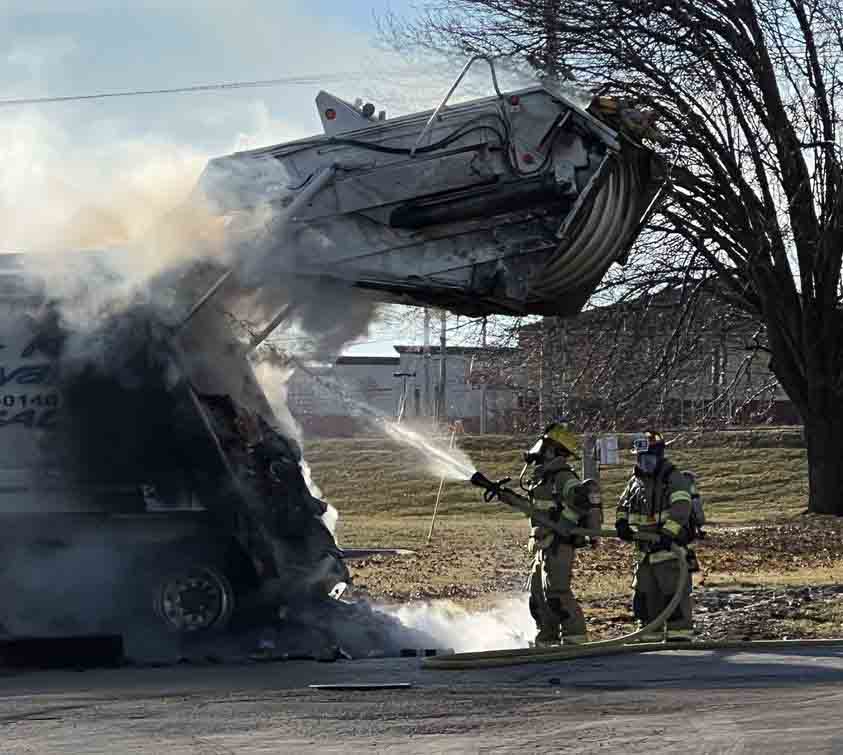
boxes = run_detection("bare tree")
[386,0,843,515]
[463,273,783,435]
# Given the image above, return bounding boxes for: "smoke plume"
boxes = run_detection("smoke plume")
[0,110,388,650]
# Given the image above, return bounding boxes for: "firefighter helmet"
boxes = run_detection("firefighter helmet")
[523,421,580,463]
[631,430,665,456]
[543,421,580,457]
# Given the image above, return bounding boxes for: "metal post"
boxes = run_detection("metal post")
[175,269,233,335]
[426,428,456,544]
[581,433,599,481]
[410,55,503,157]
[248,303,295,352]
[394,371,415,423]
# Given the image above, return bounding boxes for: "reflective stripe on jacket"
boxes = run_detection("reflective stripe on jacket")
[527,458,596,550]
[616,461,692,541]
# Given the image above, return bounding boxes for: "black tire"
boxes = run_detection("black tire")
[130,542,236,635]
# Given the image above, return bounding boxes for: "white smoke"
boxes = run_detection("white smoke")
[0,95,384,643]
[382,596,534,652]
[0,111,214,268]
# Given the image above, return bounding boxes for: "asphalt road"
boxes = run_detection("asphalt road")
[2,648,843,753]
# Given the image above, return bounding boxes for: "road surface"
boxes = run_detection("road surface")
[2,648,843,753]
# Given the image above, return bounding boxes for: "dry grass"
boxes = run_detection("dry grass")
[307,434,810,525]
[304,433,839,603]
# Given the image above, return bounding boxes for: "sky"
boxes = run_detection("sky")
[0,1,527,356]
[0,1,427,154]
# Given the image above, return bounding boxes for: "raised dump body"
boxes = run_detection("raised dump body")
[198,59,663,317]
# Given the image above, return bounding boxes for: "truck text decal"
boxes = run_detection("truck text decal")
[0,408,58,429]
[0,365,54,388]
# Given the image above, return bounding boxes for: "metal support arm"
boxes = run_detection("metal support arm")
[411,55,504,158]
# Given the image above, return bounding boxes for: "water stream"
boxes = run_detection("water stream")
[284,355,477,481]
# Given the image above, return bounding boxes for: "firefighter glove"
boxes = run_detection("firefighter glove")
[572,483,592,509]
[655,532,675,552]
[615,519,634,542]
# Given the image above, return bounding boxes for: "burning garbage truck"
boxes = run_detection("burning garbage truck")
[0,59,665,662]
[0,264,362,659]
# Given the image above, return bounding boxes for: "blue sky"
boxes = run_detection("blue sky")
[1,1,422,150]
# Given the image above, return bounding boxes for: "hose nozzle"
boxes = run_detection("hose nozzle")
[470,471,511,502]
[470,471,494,489]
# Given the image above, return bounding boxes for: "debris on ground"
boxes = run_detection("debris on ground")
[342,518,843,604]
[584,584,843,641]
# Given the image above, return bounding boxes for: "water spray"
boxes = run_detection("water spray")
[267,350,476,481]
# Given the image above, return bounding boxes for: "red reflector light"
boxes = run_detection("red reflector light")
[325,108,337,120]
[509,94,520,106]
[522,153,535,164]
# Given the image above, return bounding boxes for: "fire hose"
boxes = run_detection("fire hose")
[423,472,843,670]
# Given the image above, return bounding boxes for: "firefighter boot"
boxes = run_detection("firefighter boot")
[534,598,570,647]
[534,626,561,647]
[529,594,560,647]
[666,628,695,643]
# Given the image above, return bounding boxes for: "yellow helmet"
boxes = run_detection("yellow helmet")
[542,421,580,457]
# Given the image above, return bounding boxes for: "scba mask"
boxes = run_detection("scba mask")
[523,438,547,464]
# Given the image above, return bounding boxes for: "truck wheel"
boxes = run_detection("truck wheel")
[129,544,236,635]
[153,563,234,634]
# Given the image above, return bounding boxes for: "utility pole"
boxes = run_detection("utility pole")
[480,317,488,434]
[538,319,546,429]
[558,317,568,418]
[542,1,561,80]
[423,308,432,422]
[437,310,447,425]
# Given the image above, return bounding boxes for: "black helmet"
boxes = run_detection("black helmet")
[631,430,665,457]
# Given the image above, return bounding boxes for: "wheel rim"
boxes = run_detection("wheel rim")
[156,567,232,633]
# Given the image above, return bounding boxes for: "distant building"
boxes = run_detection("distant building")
[282,345,524,437]
[393,345,522,433]
[286,355,400,437]
[519,287,798,428]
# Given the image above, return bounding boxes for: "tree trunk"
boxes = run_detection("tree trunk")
[803,410,843,515]
[766,323,843,516]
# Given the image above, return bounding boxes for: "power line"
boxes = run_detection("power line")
[0,73,378,108]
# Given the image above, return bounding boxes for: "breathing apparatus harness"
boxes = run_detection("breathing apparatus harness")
[518,437,575,546]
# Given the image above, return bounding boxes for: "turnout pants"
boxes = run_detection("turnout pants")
[529,542,587,642]
[633,552,693,631]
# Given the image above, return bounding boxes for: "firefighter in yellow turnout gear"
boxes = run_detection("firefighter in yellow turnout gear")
[523,423,602,647]
[616,431,695,642]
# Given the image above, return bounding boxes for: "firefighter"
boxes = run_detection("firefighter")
[524,422,602,647]
[615,431,695,642]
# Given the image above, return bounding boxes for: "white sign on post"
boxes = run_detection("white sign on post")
[599,435,619,465]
